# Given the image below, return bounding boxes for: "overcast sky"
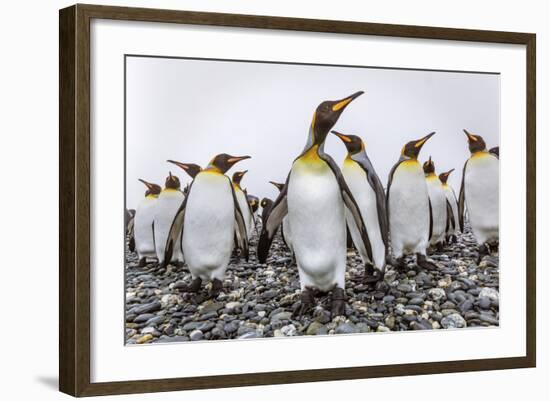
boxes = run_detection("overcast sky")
[126,56,499,209]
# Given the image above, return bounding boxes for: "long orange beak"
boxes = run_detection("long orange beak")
[331,91,364,112]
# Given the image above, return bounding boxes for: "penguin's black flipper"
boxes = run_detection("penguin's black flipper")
[428,198,433,242]
[446,199,455,233]
[258,175,290,263]
[164,181,193,265]
[229,178,249,261]
[458,160,468,232]
[319,152,373,262]
[354,154,389,248]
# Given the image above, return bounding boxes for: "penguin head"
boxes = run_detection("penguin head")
[269,181,285,192]
[463,129,487,153]
[167,160,202,179]
[401,132,436,159]
[422,156,435,175]
[439,168,455,184]
[164,172,180,190]
[331,131,364,156]
[232,170,248,185]
[260,197,272,209]
[138,179,161,197]
[247,194,259,213]
[309,91,364,145]
[207,154,251,174]
[489,146,499,158]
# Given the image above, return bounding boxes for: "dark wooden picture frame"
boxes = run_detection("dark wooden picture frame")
[59,3,536,397]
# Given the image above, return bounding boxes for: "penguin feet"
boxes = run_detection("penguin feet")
[416,253,438,271]
[436,242,445,253]
[138,257,147,268]
[182,277,202,294]
[364,264,383,284]
[172,261,185,269]
[477,244,490,264]
[391,256,408,272]
[292,288,315,318]
[330,287,346,318]
[208,279,224,299]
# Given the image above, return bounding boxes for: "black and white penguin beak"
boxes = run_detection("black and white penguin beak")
[331,91,364,112]
[414,132,436,149]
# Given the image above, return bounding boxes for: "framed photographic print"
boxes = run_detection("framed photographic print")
[59,4,536,397]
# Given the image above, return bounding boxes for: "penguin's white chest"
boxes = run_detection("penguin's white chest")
[154,190,185,263]
[443,185,459,234]
[341,160,385,269]
[182,173,235,280]
[134,197,158,259]
[235,187,253,239]
[464,153,499,244]
[425,175,447,244]
[389,160,430,256]
[288,158,346,291]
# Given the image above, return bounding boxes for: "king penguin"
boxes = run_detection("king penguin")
[247,194,260,235]
[423,157,447,251]
[258,91,372,317]
[387,132,438,271]
[439,169,460,244]
[459,129,499,262]
[269,181,293,254]
[331,131,388,282]
[154,172,185,268]
[134,179,161,267]
[232,171,254,239]
[164,154,250,297]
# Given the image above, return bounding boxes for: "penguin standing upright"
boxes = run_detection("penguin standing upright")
[439,169,459,243]
[269,181,293,254]
[387,132,438,270]
[258,91,372,317]
[164,154,250,297]
[134,179,161,267]
[459,129,499,262]
[154,172,185,268]
[331,131,388,281]
[423,157,447,251]
[232,171,254,239]
[247,194,260,233]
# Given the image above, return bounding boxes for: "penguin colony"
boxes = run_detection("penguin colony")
[129,91,499,319]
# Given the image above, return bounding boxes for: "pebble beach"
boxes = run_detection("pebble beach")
[125,222,499,344]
